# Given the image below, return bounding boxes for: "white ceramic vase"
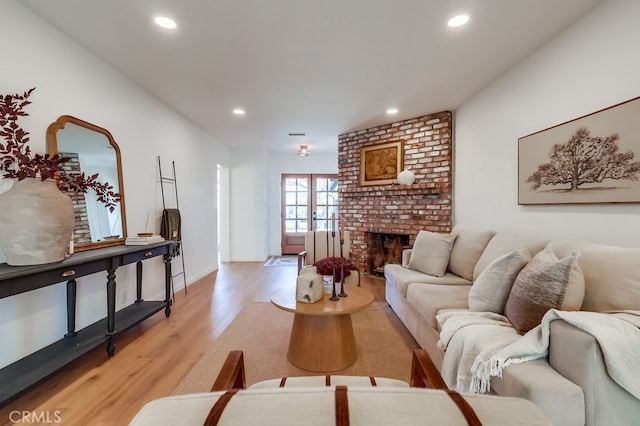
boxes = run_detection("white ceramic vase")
[296,265,324,303]
[0,178,75,266]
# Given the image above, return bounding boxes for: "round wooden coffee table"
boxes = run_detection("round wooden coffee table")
[271,284,374,372]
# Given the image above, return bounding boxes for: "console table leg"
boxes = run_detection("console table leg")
[107,338,116,358]
[106,267,116,357]
[136,261,143,303]
[164,253,172,317]
[65,279,77,337]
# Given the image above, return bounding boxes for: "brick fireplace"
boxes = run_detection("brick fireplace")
[366,231,410,275]
[338,111,453,274]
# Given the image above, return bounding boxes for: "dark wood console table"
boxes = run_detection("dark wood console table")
[0,241,173,407]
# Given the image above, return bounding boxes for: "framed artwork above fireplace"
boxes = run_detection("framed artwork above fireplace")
[359,140,403,186]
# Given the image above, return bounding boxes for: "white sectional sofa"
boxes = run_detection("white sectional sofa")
[384,226,640,426]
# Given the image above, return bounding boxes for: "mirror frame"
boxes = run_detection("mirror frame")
[47,115,127,252]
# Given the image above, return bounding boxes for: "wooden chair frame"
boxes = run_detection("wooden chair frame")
[211,349,446,391]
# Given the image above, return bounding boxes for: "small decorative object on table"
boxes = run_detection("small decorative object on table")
[125,235,165,246]
[329,214,339,301]
[296,265,323,303]
[338,222,347,297]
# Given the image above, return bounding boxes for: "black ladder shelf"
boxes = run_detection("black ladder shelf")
[158,156,187,295]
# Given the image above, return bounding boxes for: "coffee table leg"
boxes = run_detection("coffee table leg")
[287,313,357,372]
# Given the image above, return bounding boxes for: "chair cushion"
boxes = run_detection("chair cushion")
[249,375,409,389]
[304,231,351,263]
[448,226,495,280]
[407,230,457,277]
[504,246,584,334]
[131,387,550,426]
[468,249,531,314]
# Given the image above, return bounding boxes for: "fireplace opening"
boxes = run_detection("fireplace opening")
[366,231,410,276]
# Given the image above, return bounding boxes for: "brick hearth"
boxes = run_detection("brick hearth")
[338,111,453,273]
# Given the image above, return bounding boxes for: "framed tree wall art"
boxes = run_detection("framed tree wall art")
[518,96,640,204]
[360,140,403,186]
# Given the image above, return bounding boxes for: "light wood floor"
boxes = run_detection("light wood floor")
[0,261,413,425]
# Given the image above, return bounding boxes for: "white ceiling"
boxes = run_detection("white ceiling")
[19,0,602,155]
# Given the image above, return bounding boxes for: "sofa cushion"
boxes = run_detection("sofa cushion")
[548,240,640,312]
[473,232,547,279]
[407,230,457,277]
[405,283,471,329]
[504,247,584,334]
[468,249,531,313]
[384,264,472,297]
[448,226,496,280]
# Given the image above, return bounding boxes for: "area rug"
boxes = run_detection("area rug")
[173,302,418,394]
[264,256,298,267]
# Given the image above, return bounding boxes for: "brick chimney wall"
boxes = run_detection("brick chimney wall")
[338,111,453,273]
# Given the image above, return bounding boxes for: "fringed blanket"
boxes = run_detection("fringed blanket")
[472,309,640,399]
[437,311,519,392]
[437,309,640,399]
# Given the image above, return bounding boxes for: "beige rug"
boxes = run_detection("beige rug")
[173,301,418,394]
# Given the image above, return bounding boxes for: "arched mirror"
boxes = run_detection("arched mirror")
[47,115,127,251]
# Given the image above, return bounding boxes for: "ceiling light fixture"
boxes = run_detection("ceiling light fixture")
[386,108,399,115]
[448,14,470,28]
[297,145,310,157]
[233,108,245,115]
[154,16,177,29]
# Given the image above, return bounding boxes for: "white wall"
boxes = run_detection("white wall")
[267,153,338,255]
[454,0,640,247]
[228,150,337,260]
[0,1,228,368]
[229,149,269,261]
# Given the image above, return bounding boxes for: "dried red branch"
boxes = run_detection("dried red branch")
[0,88,121,211]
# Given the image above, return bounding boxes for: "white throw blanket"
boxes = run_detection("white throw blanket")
[438,309,640,398]
[437,311,520,392]
[471,309,640,399]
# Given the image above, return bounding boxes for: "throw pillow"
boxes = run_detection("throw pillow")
[468,248,531,313]
[504,246,584,334]
[448,226,496,280]
[406,230,457,277]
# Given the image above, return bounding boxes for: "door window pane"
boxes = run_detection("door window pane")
[285,192,297,205]
[285,178,297,191]
[296,206,307,219]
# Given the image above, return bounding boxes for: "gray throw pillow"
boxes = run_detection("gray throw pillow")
[406,230,457,277]
[468,249,531,313]
[505,247,584,334]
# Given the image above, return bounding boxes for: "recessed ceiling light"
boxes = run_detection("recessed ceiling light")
[447,14,469,28]
[233,108,245,115]
[154,16,177,29]
[386,108,399,115]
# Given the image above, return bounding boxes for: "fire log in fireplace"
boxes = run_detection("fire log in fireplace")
[366,231,410,276]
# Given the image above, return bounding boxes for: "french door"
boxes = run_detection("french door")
[281,174,339,254]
